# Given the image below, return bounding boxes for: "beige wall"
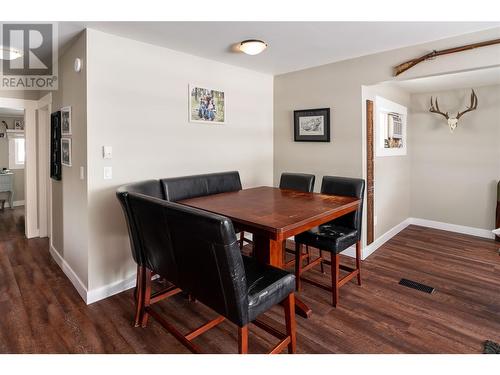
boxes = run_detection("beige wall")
[0,90,41,101]
[85,29,274,291]
[0,116,25,203]
[51,31,89,287]
[362,84,411,239]
[409,84,500,230]
[274,27,500,250]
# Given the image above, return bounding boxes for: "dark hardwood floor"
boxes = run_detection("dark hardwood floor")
[1,206,499,353]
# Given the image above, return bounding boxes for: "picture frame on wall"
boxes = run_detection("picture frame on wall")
[189,85,226,124]
[50,111,62,180]
[294,108,331,142]
[61,138,72,167]
[14,119,23,130]
[61,106,72,135]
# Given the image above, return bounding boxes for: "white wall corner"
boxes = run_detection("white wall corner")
[86,274,137,305]
[341,218,412,260]
[49,245,88,303]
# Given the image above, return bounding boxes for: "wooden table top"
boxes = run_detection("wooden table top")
[179,186,360,240]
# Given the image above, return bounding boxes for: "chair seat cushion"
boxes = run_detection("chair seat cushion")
[242,256,295,322]
[295,224,358,254]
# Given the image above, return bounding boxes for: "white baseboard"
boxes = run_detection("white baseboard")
[408,217,495,239]
[86,273,137,305]
[3,200,25,208]
[49,243,144,305]
[340,218,412,260]
[49,245,88,303]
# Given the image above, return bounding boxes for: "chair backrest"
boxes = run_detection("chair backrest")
[128,192,249,326]
[321,176,365,236]
[161,171,242,202]
[116,180,164,265]
[279,172,315,193]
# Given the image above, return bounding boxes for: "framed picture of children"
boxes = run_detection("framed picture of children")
[189,85,226,124]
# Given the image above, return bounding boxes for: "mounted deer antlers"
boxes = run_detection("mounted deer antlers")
[429,89,478,132]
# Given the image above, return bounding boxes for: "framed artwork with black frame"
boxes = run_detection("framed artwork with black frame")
[50,111,62,180]
[294,108,330,142]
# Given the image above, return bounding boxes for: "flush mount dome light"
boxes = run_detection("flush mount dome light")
[0,46,22,60]
[239,39,268,55]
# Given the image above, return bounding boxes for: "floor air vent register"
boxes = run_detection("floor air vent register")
[398,278,435,294]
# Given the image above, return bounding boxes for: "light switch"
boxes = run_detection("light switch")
[104,166,112,180]
[80,166,85,180]
[103,146,112,159]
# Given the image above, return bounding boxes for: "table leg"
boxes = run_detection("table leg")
[253,234,312,318]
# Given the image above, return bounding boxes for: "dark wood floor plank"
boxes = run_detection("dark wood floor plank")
[0,207,499,353]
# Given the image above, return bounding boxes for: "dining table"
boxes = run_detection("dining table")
[179,186,361,318]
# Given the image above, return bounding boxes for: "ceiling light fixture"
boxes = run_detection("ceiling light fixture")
[0,46,23,61]
[239,39,268,55]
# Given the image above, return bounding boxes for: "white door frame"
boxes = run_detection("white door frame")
[0,95,52,239]
[37,93,52,238]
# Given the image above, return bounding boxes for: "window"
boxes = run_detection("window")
[9,137,25,169]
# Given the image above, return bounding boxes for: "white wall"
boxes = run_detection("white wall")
[409,84,500,230]
[85,29,274,293]
[362,84,411,239]
[51,31,89,288]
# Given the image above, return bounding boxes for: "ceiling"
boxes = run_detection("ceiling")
[390,65,500,93]
[58,22,500,75]
[0,107,24,117]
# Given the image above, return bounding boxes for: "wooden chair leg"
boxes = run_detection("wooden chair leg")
[305,245,310,265]
[356,241,362,286]
[319,250,325,273]
[238,325,249,354]
[331,254,340,307]
[134,265,145,327]
[141,269,152,327]
[283,293,296,354]
[294,242,303,291]
[239,232,245,250]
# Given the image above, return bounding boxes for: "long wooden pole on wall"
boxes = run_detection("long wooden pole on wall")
[366,100,374,245]
[496,181,500,242]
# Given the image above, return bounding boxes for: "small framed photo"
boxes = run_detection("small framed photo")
[294,108,330,142]
[189,85,226,124]
[61,138,72,167]
[61,106,72,135]
[14,119,23,130]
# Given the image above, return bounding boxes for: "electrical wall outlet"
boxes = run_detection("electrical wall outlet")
[103,166,112,180]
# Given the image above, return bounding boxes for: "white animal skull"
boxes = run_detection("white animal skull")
[429,89,478,133]
[447,118,458,132]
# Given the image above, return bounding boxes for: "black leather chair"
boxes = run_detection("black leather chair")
[128,192,297,354]
[294,176,365,307]
[117,171,243,327]
[116,179,164,326]
[278,173,316,263]
[279,172,315,193]
[160,171,242,202]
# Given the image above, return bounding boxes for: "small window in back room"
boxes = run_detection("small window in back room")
[9,137,25,169]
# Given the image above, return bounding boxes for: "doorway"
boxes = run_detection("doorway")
[0,94,52,240]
